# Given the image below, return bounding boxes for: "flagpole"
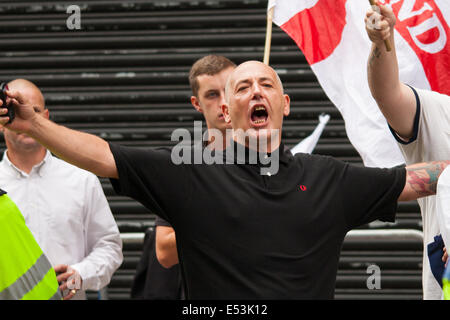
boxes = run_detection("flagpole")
[368,0,392,52]
[263,5,274,65]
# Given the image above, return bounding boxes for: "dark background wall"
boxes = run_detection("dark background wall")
[0,0,423,299]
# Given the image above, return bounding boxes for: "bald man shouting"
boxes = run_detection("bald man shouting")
[0,79,123,300]
[1,64,449,299]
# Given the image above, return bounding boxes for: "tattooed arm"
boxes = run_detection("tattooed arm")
[398,161,450,201]
[365,3,416,140]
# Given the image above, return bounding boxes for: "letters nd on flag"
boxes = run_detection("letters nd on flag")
[269,0,450,168]
[389,0,450,94]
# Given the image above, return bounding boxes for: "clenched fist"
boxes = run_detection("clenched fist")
[365,2,396,46]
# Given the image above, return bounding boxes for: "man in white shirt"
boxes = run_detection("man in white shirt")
[365,4,450,299]
[0,79,123,300]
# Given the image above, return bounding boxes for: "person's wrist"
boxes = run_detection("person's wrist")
[27,111,45,135]
[372,38,385,47]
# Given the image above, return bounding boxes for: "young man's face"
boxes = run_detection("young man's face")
[191,67,235,133]
[223,61,290,148]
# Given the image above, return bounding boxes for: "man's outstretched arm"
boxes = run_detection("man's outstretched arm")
[0,90,118,178]
[365,3,417,140]
[399,161,450,201]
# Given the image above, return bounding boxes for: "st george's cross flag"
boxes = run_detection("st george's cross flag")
[268,0,450,167]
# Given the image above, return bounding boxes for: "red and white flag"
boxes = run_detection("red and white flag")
[268,0,450,167]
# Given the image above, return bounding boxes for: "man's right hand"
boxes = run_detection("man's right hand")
[1,82,118,179]
[0,89,39,133]
[365,2,396,45]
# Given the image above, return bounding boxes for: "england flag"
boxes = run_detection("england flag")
[269,0,450,167]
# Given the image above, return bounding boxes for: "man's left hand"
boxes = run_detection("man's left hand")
[54,264,83,300]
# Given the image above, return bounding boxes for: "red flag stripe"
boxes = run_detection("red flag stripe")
[279,0,347,65]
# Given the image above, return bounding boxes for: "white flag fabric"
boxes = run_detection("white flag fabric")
[290,113,330,155]
[269,0,450,168]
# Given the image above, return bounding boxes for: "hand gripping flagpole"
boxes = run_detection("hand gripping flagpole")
[368,0,392,52]
[264,2,275,65]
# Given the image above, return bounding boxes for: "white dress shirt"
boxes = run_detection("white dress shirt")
[0,150,123,300]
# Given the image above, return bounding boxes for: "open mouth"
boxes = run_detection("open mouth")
[250,105,269,126]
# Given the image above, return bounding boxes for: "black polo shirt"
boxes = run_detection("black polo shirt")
[109,142,406,299]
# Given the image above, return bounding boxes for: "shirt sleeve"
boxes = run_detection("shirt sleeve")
[70,174,123,291]
[339,163,407,231]
[108,143,192,224]
[388,85,421,145]
[388,86,450,165]
[155,216,172,227]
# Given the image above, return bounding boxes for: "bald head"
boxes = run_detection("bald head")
[7,79,45,111]
[225,61,284,103]
[2,79,49,158]
[221,60,290,145]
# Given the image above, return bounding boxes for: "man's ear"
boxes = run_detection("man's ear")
[190,96,202,113]
[283,94,290,117]
[43,109,50,120]
[222,103,231,124]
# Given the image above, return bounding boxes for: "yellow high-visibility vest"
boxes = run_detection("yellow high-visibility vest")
[0,190,61,300]
[444,265,450,300]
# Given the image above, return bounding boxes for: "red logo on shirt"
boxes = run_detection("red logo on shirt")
[298,185,307,192]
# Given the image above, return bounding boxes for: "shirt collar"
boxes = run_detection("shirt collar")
[221,139,292,166]
[2,149,52,178]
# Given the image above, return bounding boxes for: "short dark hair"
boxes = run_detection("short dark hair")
[189,55,236,97]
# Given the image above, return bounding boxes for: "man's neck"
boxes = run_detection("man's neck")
[233,133,281,154]
[6,147,47,174]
